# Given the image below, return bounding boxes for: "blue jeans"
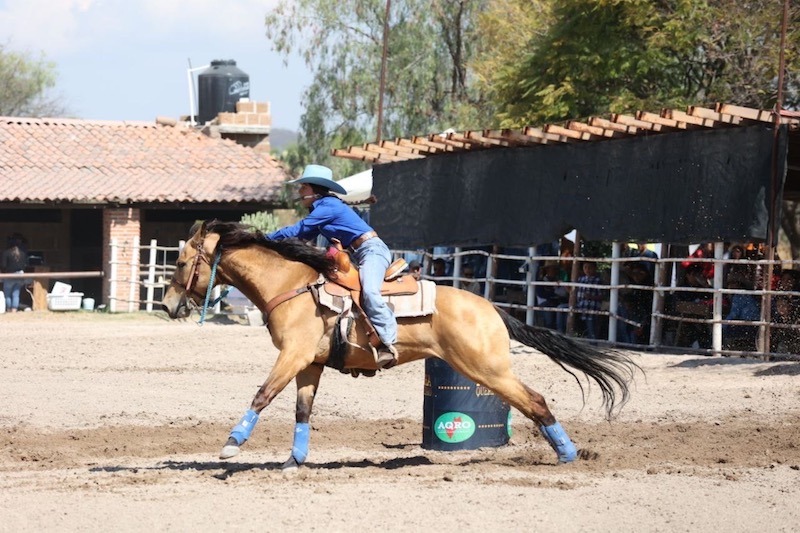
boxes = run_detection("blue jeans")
[353,238,397,345]
[4,278,25,310]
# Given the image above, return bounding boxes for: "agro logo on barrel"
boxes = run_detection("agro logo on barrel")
[433,412,476,443]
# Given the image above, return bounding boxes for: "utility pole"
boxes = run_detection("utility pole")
[376,0,391,143]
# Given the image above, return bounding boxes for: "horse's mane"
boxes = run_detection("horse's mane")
[197,219,336,277]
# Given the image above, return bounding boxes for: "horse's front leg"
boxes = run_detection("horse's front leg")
[281,363,324,471]
[220,348,315,460]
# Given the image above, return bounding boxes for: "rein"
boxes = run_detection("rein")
[198,249,230,325]
[184,229,321,325]
[180,233,229,326]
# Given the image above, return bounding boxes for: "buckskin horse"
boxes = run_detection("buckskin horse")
[162,220,637,469]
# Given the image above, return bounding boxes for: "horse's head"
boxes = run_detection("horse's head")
[162,221,221,319]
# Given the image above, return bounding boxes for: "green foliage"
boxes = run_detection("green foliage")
[0,45,67,117]
[265,0,493,169]
[240,211,282,234]
[478,0,800,127]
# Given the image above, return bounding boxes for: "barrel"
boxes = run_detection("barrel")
[422,358,511,450]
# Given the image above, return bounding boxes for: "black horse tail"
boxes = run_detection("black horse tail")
[496,308,639,419]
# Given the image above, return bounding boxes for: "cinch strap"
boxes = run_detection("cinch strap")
[229,409,260,446]
[539,421,578,463]
[292,422,310,464]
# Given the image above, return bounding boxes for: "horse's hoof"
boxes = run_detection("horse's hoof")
[220,437,241,460]
[281,455,300,472]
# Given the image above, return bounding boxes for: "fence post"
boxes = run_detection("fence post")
[608,242,621,343]
[453,247,462,290]
[146,239,157,312]
[128,236,139,312]
[650,258,665,347]
[712,241,724,354]
[525,247,536,326]
[109,238,118,313]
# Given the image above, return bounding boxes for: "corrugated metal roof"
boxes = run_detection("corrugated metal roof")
[0,117,290,205]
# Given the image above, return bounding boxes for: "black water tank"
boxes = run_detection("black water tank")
[197,59,250,124]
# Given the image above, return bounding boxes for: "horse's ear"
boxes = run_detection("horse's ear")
[189,220,207,238]
[202,232,221,256]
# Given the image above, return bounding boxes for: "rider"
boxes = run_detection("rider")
[266,164,398,369]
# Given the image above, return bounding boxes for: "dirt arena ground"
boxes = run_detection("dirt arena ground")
[1,311,799,532]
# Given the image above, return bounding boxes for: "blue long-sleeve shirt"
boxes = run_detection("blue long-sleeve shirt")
[723,294,760,331]
[267,196,373,248]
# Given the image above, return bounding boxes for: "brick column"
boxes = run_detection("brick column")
[102,208,141,312]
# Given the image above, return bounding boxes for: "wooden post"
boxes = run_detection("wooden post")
[31,266,50,311]
[566,231,581,335]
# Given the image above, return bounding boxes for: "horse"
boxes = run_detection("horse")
[162,220,638,469]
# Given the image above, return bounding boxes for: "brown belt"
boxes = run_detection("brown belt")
[349,230,378,251]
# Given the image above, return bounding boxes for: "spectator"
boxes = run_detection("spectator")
[431,258,451,286]
[682,242,715,283]
[673,264,714,349]
[461,264,482,295]
[408,260,422,281]
[558,261,604,339]
[722,275,760,351]
[536,261,567,329]
[2,233,29,313]
[629,243,658,277]
[724,243,754,288]
[619,261,654,344]
[772,296,800,354]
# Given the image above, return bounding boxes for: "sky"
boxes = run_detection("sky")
[0,0,312,130]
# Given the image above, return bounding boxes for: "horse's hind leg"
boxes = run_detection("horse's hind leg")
[441,354,578,463]
[281,363,324,471]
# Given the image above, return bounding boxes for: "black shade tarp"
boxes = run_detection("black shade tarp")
[371,124,787,248]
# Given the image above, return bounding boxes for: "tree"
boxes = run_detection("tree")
[0,45,66,117]
[476,0,800,125]
[475,0,800,258]
[264,0,492,176]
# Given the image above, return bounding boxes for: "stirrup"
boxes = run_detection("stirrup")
[375,344,398,370]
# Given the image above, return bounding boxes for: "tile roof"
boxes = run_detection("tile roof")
[0,117,290,205]
[332,103,800,164]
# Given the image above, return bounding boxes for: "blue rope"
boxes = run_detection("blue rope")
[198,249,225,326]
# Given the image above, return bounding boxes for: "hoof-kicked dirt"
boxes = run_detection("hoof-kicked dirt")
[1,312,798,531]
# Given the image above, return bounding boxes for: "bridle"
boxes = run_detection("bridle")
[182,236,211,299]
[175,231,227,324]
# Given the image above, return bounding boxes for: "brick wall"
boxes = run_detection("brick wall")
[102,208,141,312]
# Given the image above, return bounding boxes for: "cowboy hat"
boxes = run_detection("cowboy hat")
[288,164,348,195]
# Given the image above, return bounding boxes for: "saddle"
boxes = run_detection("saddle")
[326,240,410,292]
[324,240,417,348]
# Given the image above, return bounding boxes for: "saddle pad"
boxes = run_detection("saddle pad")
[318,280,437,317]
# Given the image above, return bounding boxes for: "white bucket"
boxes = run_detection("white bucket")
[82,297,95,311]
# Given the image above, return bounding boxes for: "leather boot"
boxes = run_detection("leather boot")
[376,344,398,369]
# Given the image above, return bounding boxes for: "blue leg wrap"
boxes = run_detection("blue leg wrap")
[291,422,310,464]
[539,421,578,463]
[229,409,259,446]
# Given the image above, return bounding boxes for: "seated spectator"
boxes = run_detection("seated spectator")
[724,243,754,287]
[536,261,568,329]
[722,275,760,351]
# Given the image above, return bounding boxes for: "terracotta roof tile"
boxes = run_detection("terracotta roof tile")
[0,117,290,205]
